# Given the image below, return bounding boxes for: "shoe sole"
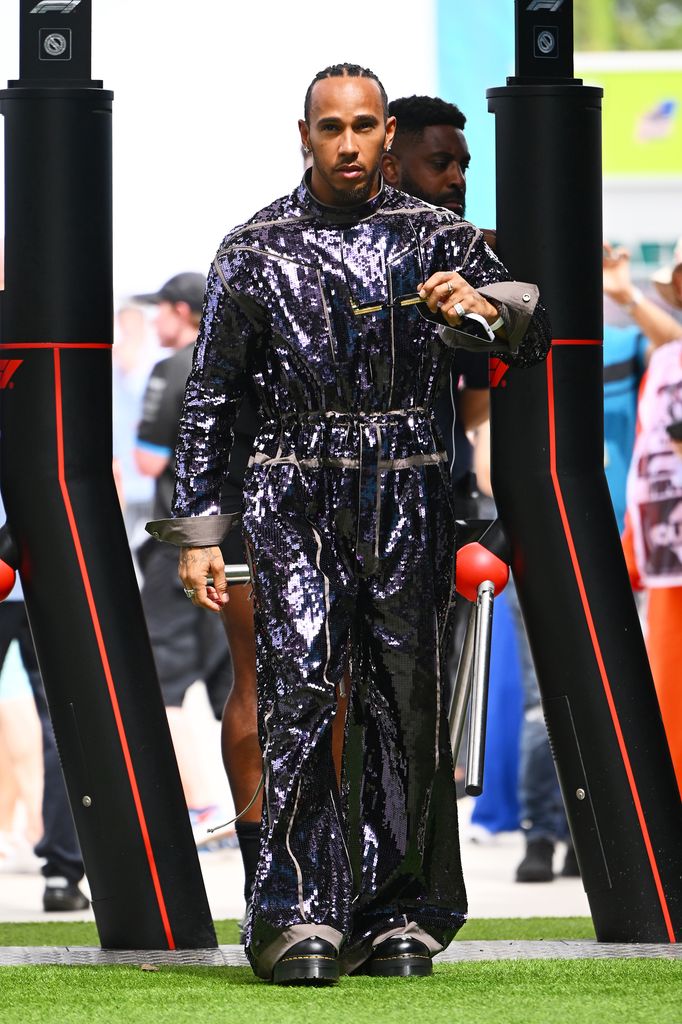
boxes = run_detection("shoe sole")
[356,954,433,978]
[43,899,90,912]
[272,956,339,985]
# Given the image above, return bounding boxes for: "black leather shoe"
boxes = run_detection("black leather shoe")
[271,935,339,985]
[43,878,89,912]
[515,837,554,882]
[357,936,433,977]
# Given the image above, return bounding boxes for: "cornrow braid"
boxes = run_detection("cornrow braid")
[304,63,389,122]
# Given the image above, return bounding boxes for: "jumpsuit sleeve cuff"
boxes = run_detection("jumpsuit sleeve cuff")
[145,513,241,547]
[438,281,539,353]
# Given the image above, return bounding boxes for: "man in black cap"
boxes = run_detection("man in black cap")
[134,273,233,838]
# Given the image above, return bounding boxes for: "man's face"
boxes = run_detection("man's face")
[299,76,396,207]
[388,124,470,216]
[153,301,185,347]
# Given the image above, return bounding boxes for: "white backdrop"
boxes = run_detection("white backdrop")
[0,0,438,299]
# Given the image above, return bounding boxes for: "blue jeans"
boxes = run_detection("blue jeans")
[505,580,569,844]
[469,587,523,833]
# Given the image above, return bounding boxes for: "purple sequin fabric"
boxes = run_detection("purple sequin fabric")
[172,177,550,972]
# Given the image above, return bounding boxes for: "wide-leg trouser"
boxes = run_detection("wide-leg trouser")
[242,453,467,977]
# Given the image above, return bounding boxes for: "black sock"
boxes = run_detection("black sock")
[235,820,260,903]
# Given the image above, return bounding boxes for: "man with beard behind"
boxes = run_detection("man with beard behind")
[383,95,470,218]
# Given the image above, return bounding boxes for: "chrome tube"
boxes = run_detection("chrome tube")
[465,580,495,797]
[448,602,476,763]
[225,563,251,584]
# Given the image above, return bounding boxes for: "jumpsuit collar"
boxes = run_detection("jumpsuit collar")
[300,168,386,225]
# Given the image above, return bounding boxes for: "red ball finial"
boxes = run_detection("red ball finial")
[456,542,510,602]
[0,560,16,601]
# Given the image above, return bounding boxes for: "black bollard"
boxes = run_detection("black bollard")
[0,0,216,950]
[487,0,682,942]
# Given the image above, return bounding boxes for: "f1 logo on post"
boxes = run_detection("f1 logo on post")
[30,1,82,12]
[526,0,565,10]
[0,360,24,390]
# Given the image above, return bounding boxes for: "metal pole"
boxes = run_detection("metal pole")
[465,582,494,797]
[448,601,476,763]
[0,0,216,949]
[224,565,251,585]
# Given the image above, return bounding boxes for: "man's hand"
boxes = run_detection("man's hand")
[603,243,635,306]
[178,545,228,612]
[418,272,499,328]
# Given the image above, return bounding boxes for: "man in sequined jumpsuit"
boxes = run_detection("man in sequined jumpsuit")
[148,64,550,984]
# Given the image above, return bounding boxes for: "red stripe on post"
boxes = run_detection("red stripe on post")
[0,343,111,349]
[53,348,176,950]
[546,347,675,942]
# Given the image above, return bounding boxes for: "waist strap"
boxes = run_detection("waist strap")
[249,450,445,470]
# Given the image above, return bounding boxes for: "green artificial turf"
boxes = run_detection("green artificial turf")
[1,960,680,1024]
[0,915,595,947]
[2,917,679,1024]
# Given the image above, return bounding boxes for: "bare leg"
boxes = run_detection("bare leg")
[0,697,43,844]
[220,584,262,822]
[332,673,350,788]
[0,735,19,833]
[166,706,217,811]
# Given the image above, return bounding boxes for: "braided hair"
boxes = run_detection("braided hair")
[304,63,389,122]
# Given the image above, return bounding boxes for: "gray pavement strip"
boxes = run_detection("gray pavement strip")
[0,941,681,967]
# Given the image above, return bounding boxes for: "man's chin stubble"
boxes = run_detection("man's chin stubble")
[331,180,374,206]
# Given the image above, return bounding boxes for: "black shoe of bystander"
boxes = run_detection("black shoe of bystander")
[515,837,555,882]
[43,877,89,912]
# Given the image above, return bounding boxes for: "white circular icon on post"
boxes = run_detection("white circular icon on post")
[537,30,556,55]
[43,32,68,57]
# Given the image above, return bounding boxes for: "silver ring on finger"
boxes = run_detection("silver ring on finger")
[446,280,454,295]
[453,301,466,318]
[183,588,196,600]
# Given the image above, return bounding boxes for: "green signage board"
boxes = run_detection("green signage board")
[582,68,681,176]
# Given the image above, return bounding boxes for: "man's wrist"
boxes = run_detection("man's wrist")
[488,314,504,333]
[624,286,644,315]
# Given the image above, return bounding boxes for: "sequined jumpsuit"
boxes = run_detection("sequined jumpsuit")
[158,175,550,975]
